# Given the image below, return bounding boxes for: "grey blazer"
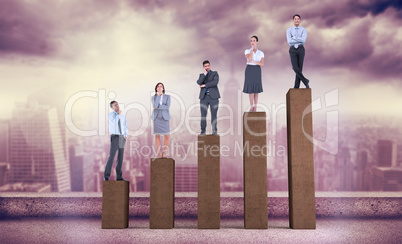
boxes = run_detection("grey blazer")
[151,94,171,120]
[197,70,221,100]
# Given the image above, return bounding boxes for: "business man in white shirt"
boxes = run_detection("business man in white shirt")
[287,14,310,88]
[104,100,128,181]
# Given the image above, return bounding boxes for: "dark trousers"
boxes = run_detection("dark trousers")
[104,135,125,179]
[200,94,219,133]
[289,45,309,88]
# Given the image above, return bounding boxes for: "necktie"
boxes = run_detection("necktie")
[118,119,122,135]
[295,28,299,49]
[206,72,210,93]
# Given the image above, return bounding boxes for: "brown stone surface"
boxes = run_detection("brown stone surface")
[198,135,220,229]
[101,181,129,229]
[286,88,316,229]
[243,112,268,229]
[150,158,175,229]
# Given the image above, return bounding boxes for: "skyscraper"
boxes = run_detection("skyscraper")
[175,163,197,192]
[397,145,402,167]
[9,101,71,192]
[220,71,242,184]
[0,120,10,163]
[371,167,402,191]
[69,145,95,192]
[337,147,353,191]
[0,163,9,186]
[354,150,368,190]
[378,140,397,167]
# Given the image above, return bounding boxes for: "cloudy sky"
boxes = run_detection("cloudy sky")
[0,0,401,130]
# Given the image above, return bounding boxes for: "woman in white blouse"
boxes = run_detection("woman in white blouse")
[243,35,264,112]
[151,82,171,158]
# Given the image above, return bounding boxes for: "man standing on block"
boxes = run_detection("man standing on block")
[197,60,220,135]
[287,14,310,88]
[104,101,128,181]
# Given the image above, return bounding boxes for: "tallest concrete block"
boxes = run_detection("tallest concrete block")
[286,88,316,229]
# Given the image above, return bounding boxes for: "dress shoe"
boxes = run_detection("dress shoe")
[199,132,206,135]
[116,178,128,181]
[212,131,218,135]
[104,178,109,181]
[305,80,310,88]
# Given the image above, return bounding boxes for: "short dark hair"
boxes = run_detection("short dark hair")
[251,35,259,42]
[110,101,117,108]
[203,60,210,66]
[293,14,301,20]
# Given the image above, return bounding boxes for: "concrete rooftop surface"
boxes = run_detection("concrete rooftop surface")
[0,217,401,244]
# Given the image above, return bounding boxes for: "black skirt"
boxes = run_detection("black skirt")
[243,65,263,94]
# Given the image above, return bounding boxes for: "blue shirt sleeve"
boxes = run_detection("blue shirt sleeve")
[108,111,118,134]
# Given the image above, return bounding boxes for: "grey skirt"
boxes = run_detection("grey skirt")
[153,112,170,135]
[243,65,263,94]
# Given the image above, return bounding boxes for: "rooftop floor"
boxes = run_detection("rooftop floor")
[1,217,401,244]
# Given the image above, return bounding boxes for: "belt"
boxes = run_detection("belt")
[111,134,123,136]
[205,92,210,95]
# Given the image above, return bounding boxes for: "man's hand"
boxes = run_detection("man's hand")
[124,137,127,140]
[200,84,206,88]
[204,70,208,76]
[117,109,121,115]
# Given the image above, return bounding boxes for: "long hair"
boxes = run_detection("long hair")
[154,82,165,96]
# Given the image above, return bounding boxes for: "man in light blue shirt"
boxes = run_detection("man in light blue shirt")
[104,100,128,181]
[287,14,310,88]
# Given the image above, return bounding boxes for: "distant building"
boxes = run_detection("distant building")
[69,145,95,192]
[220,182,242,191]
[337,147,353,191]
[220,72,243,184]
[9,101,71,192]
[0,163,9,186]
[397,145,402,167]
[0,120,10,163]
[354,150,368,190]
[0,182,51,192]
[371,167,402,191]
[268,177,288,191]
[377,140,397,167]
[175,163,197,192]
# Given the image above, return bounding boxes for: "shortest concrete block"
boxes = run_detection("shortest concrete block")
[101,181,129,229]
[150,158,175,229]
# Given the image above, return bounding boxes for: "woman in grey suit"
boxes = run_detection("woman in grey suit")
[151,82,171,158]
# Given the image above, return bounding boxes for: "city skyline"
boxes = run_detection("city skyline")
[0,0,401,192]
[1,95,401,192]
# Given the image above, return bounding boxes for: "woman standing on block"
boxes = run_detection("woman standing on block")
[243,35,264,112]
[151,82,171,158]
